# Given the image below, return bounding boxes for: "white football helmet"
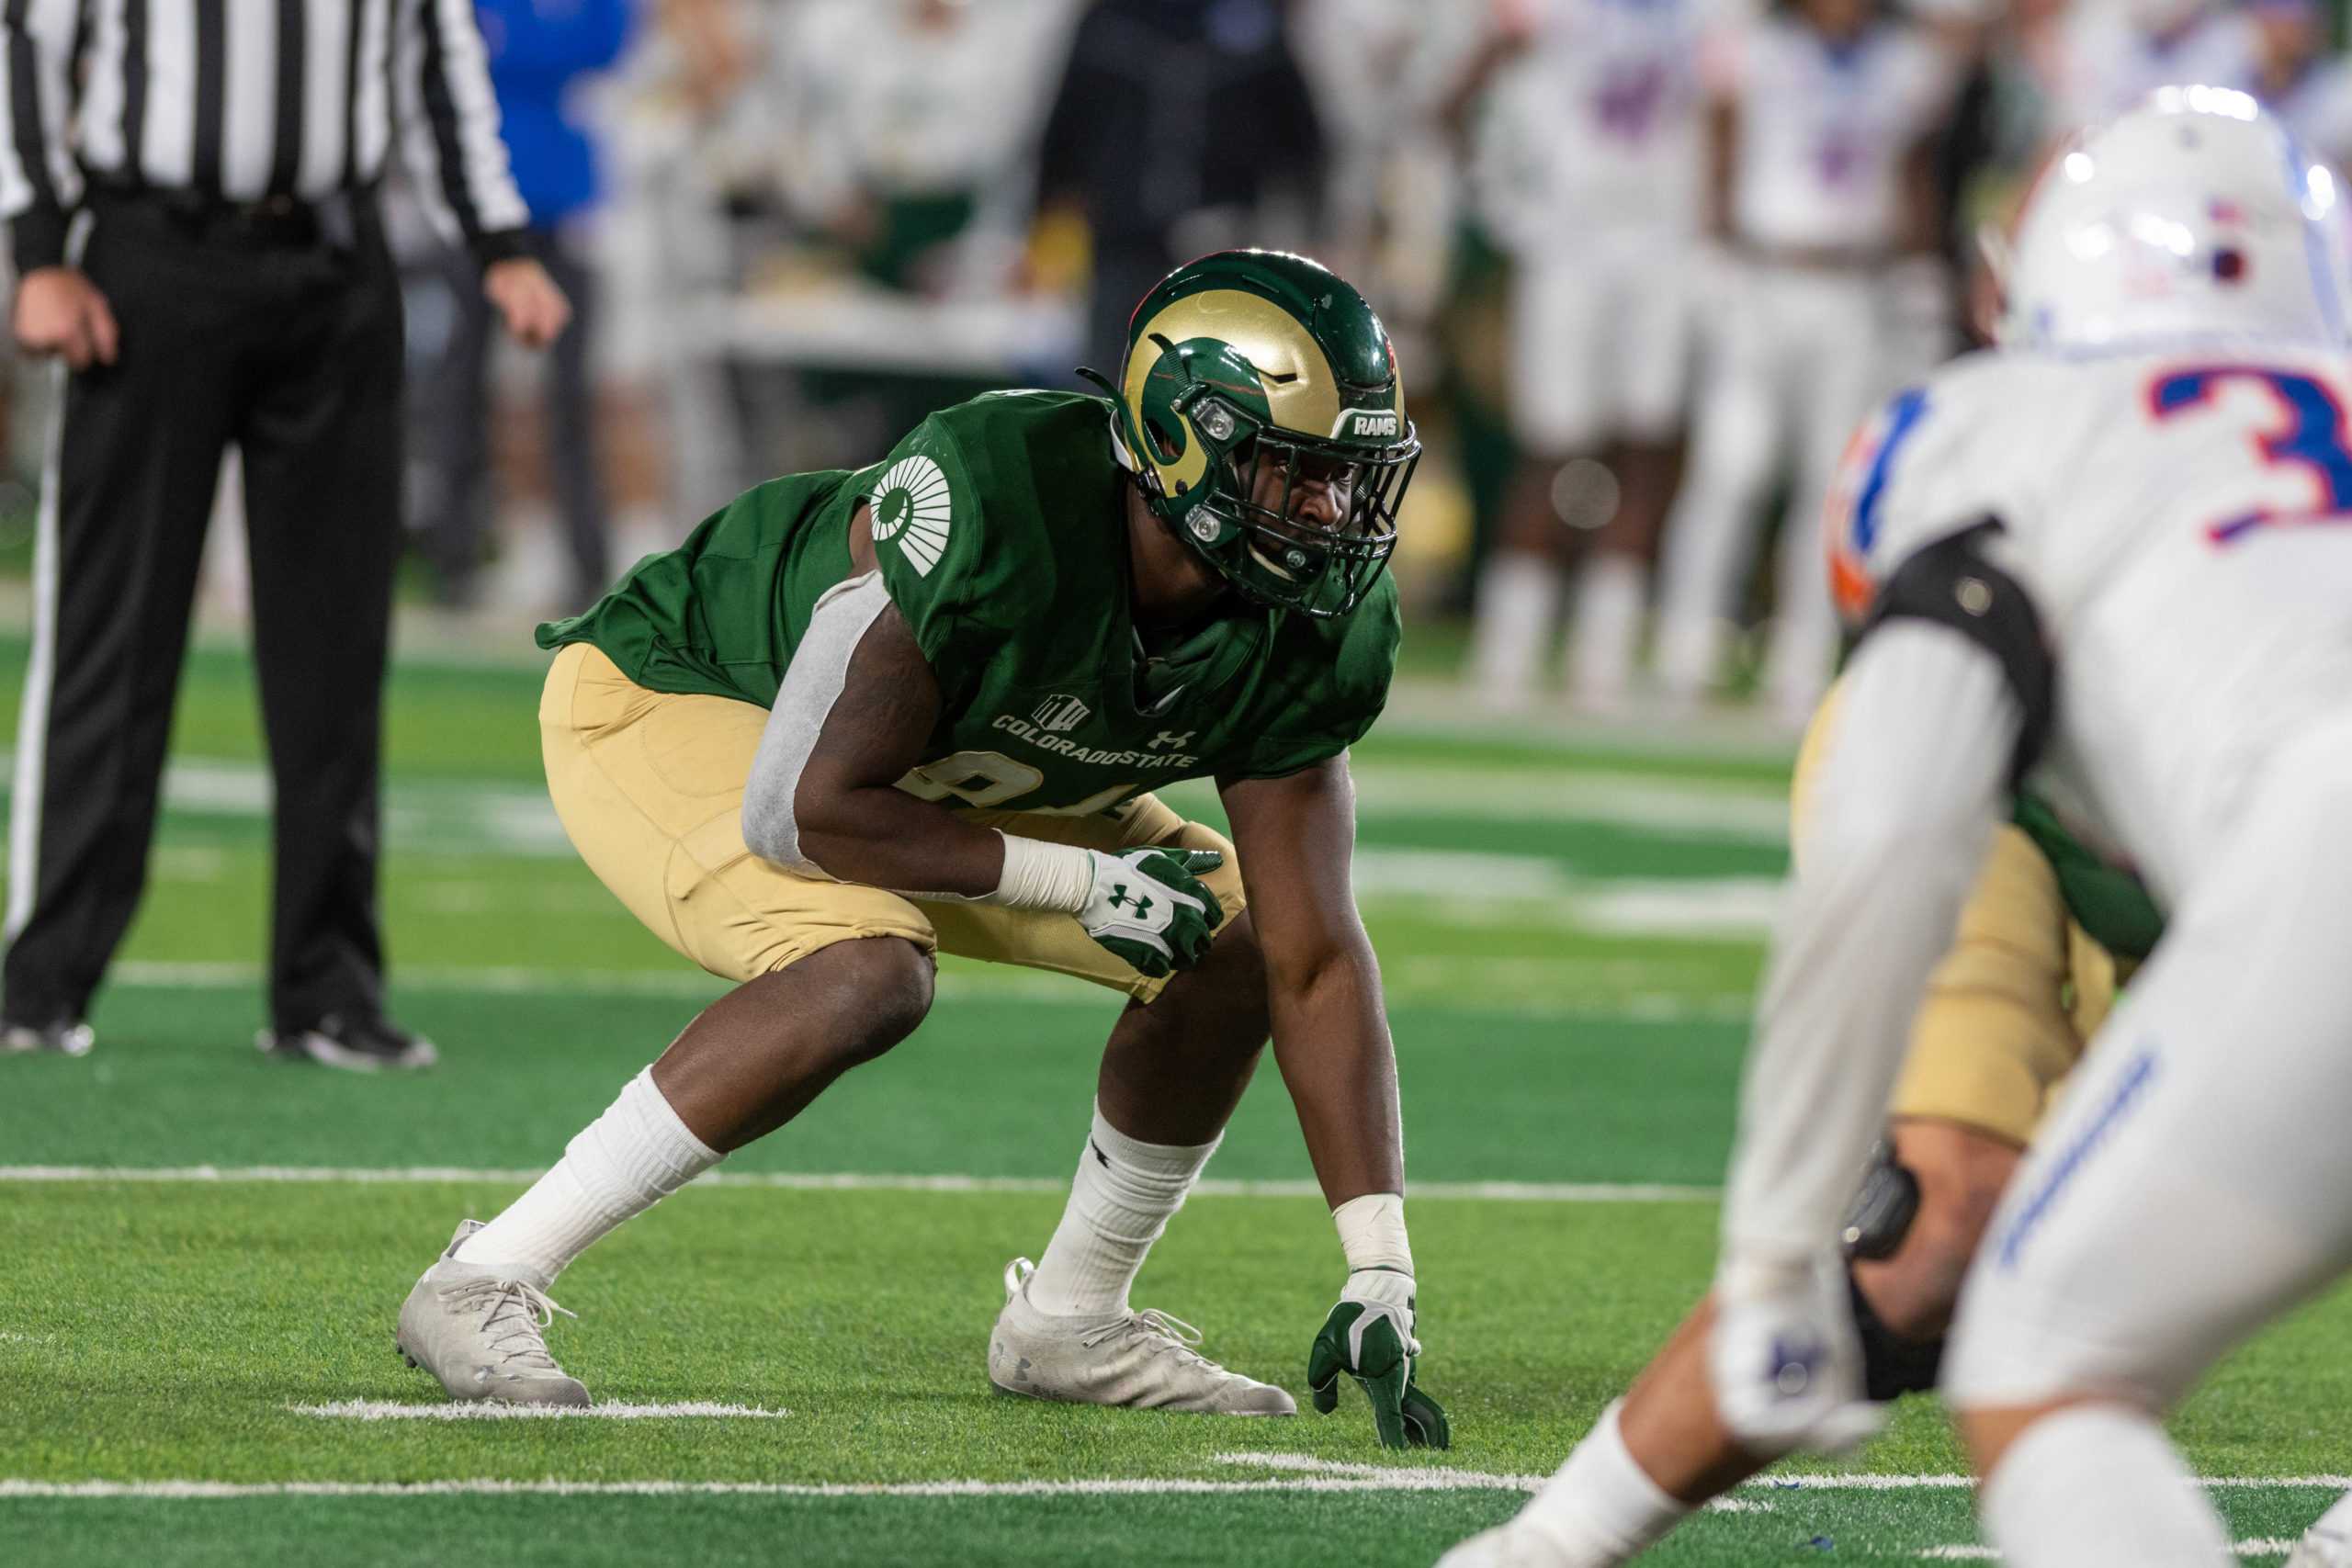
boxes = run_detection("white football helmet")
[1996,85,2352,350]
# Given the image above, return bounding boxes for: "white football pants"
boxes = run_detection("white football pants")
[1653,264,1894,713]
[1946,712,2352,1420]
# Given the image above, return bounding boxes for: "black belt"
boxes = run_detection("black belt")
[88,184,376,251]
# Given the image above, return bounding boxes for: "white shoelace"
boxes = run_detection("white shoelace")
[440,1277,575,1372]
[1080,1307,1218,1374]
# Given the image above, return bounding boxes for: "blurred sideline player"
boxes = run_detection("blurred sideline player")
[1462,0,1709,713]
[388,251,1449,1450]
[2251,0,2352,170]
[1651,0,1955,725]
[1432,680,2157,1564]
[2051,0,2258,130]
[1451,89,2352,1564]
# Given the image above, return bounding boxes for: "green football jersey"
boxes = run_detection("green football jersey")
[2011,794,2164,963]
[537,390,1400,816]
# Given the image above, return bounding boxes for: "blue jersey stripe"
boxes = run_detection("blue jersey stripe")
[1850,387,1931,557]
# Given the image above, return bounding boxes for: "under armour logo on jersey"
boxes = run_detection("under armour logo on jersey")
[1034,694,1091,732]
[1148,730,1194,750]
[868,455,952,576]
[1106,886,1153,919]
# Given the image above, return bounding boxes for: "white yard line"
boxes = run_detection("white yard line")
[3,1452,2339,1506]
[1917,1545,2296,1562]
[291,1402,786,1422]
[107,960,1757,1022]
[0,1165,1717,1202]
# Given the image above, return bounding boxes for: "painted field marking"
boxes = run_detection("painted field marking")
[0,1166,1716,1203]
[107,959,1758,1025]
[3,1452,2339,1506]
[0,1477,1536,1501]
[291,1401,787,1422]
[1917,1544,2296,1562]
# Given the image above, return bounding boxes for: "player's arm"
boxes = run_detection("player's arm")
[1710,527,2047,1452]
[741,510,1225,977]
[1220,755,1448,1450]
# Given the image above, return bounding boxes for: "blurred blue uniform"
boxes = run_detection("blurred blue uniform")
[473,0,634,227]
[416,0,637,610]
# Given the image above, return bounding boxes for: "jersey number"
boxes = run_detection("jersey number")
[2147,366,2352,544]
[897,751,1137,818]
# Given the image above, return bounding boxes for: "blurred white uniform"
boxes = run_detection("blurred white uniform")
[1796,336,2352,1427]
[1651,12,1951,717]
[1463,0,1714,712]
[1478,0,1711,454]
[2047,2,2260,131]
[2268,56,2352,167]
[769,0,1080,288]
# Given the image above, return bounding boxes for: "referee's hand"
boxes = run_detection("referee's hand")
[484,258,571,351]
[14,267,119,372]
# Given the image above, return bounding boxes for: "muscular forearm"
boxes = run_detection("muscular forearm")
[792,789,1006,898]
[1271,944,1404,1206]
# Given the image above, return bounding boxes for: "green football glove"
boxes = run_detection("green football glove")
[1075,846,1225,978]
[1306,1271,1450,1450]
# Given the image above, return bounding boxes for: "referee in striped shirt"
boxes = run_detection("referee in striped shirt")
[0,0,571,1070]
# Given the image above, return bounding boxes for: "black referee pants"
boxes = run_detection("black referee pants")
[4,195,403,1034]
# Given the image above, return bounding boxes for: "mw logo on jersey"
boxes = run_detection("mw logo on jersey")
[869,455,953,577]
[1033,694,1091,732]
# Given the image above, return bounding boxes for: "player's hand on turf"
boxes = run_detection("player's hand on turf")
[1708,1250,1885,1456]
[1307,1269,1450,1450]
[1075,846,1223,977]
[13,266,119,370]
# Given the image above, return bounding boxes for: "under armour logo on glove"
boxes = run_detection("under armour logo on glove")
[1075,847,1223,978]
[1709,1251,1886,1456]
[1768,1333,1826,1396]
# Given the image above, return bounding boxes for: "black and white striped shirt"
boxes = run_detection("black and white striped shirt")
[0,0,531,273]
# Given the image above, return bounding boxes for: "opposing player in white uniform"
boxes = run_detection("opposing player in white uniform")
[2252,0,2352,169]
[1650,0,1952,723]
[1464,0,1711,712]
[1442,88,2352,1565]
[2049,0,2260,131]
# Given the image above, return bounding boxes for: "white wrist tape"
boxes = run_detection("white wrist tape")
[989,832,1095,914]
[1333,1191,1414,1276]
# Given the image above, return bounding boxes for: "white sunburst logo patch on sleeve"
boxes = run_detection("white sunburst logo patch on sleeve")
[870,455,955,577]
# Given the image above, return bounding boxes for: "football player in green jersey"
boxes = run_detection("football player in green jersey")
[392,250,1447,1448]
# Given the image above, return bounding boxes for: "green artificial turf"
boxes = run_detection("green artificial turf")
[3,630,2346,1565]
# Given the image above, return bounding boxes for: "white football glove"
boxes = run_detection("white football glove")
[1707,1250,1886,1457]
[1074,845,1224,978]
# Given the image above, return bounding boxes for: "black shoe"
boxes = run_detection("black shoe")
[258,1013,438,1072]
[0,1016,94,1056]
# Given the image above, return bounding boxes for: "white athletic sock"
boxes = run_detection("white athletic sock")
[1466,552,1565,703]
[1567,553,1647,706]
[1023,1102,1219,1318]
[1513,1400,1690,1565]
[452,1068,722,1286]
[1979,1404,2233,1568]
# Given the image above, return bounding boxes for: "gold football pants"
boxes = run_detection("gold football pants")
[537,643,1244,1000]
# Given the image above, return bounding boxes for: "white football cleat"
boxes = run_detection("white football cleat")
[2288,1492,2352,1568]
[988,1258,1295,1416]
[395,1220,591,1406]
